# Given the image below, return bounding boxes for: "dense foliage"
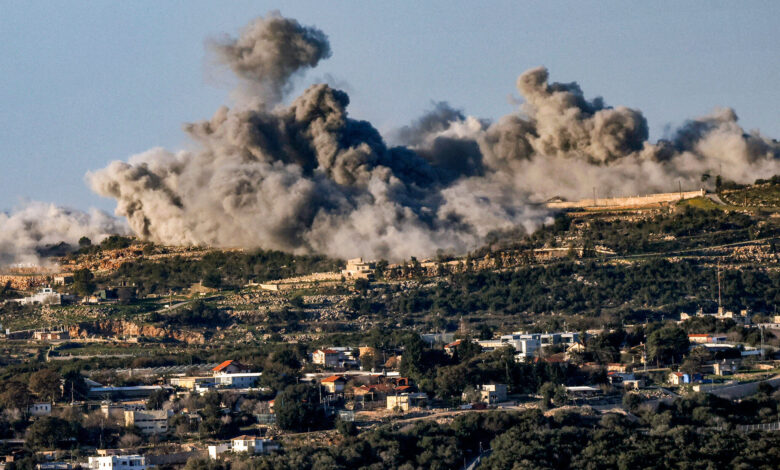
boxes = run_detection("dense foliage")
[109,249,340,295]
[383,259,779,320]
[188,408,780,470]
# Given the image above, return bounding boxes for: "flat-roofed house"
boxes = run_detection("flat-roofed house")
[124,409,173,435]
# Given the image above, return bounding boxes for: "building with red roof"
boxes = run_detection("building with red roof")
[320,375,347,393]
[212,360,250,375]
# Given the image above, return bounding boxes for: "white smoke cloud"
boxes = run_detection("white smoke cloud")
[85,14,780,261]
[0,202,128,267]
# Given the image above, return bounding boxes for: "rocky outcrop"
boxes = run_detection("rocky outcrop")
[68,319,205,344]
[0,274,51,290]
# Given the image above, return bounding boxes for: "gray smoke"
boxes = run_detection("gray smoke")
[87,14,780,260]
[0,202,128,267]
[209,11,331,105]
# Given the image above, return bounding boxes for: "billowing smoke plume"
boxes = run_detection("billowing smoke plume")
[209,12,331,104]
[87,14,780,260]
[0,202,128,267]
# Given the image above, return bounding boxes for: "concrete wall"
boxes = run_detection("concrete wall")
[699,376,780,400]
[546,189,706,209]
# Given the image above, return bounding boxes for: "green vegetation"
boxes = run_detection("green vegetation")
[721,177,780,208]
[109,249,340,295]
[376,259,779,322]
[225,407,780,470]
[274,384,329,432]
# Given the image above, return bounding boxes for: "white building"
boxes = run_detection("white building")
[341,258,375,279]
[312,349,341,367]
[387,392,428,411]
[208,436,280,459]
[478,333,541,361]
[214,372,262,389]
[12,288,62,306]
[680,307,751,325]
[479,384,508,404]
[101,402,145,419]
[124,410,172,435]
[28,403,52,416]
[87,455,147,470]
[421,332,456,345]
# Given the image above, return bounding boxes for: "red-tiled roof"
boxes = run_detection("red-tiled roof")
[316,349,339,354]
[321,375,346,383]
[395,385,413,392]
[445,339,463,348]
[688,334,711,337]
[212,360,236,372]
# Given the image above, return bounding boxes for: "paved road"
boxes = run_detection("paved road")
[706,193,728,205]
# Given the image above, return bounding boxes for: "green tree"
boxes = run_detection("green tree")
[25,417,74,450]
[648,326,690,365]
[0,380,30,410]
[275,384,324,432]
[336,418,357,437]
[72,268,96,296]
[201,270,222,289]
[29,369,61,403]
[146,388,169,410]
[399,333,426,379]
[62,370,88,402]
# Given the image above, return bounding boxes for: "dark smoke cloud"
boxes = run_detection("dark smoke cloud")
[87,14,780,261]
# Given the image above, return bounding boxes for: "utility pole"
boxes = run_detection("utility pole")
[593,187,597,207]
[717,261,722,312]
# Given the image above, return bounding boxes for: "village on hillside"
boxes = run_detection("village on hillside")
[0,182,779,469]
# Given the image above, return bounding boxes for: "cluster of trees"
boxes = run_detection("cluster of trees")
[579,206,766,255]
[392,334,595,403]
[70,235,134,256]
[484,204,774,258]
[482,411,780,469]
[0,369,87,411]
[376,259,779,320]
[184,407,780,470]
[109,250,340,295]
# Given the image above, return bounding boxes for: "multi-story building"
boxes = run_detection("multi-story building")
[341,258,375,280]
[477,333,540,360]
[479,384,508,404]
[124,409,172,435]
[312,349,341,367]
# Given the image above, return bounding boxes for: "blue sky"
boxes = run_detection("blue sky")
[1,1,778,213]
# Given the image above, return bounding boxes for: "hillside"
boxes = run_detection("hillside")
[2,179,778,337]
